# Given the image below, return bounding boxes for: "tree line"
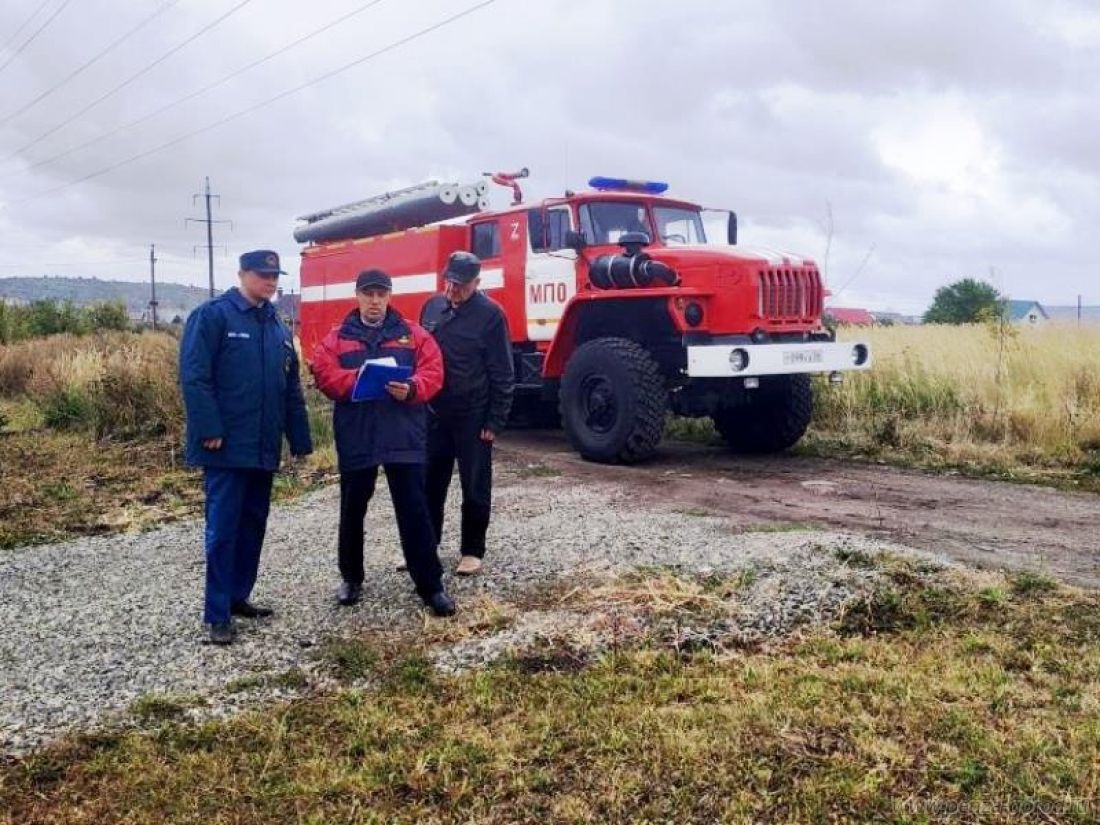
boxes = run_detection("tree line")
[0,299,132,344]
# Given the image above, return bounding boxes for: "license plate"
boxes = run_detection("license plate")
[782,349,824,366]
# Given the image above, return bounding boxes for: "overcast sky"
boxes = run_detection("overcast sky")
[0,0,1097,314]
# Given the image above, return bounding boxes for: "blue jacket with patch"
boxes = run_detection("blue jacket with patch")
[179,288,312,470]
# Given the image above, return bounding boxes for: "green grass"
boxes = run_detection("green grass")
[225,669,310,695]
[129,694,205,722]
[3,572,1098,824]
[674,506,712,518]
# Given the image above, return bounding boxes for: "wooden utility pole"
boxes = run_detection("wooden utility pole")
[149,244,158,330]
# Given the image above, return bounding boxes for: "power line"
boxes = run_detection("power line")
[1,0,386,180]
[0,0,74,78]
[1,0,55,52]
[4,0,498,206]
[2,0,255,161]
[0,1,181,128]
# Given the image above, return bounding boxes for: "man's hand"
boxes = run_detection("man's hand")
[385,381,411,401]
[479,428,495,443]
[202,437,224,451]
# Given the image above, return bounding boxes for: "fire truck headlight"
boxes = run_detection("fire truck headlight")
[851,344,869,366]
[729,348,749,372]
[684,302,704,327]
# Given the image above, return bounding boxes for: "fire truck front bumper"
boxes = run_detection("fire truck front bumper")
[686,341,872,378]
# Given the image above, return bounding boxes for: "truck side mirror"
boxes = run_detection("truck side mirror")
[728,211,738,246]
[564,230,588,252]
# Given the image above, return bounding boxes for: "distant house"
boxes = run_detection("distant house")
[872,311,921,326]
[826,307,876,326]
[1003,300,1048,326]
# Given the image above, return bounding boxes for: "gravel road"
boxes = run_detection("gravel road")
[0,456,954,756]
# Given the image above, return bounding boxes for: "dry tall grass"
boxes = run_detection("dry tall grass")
[815,322,1100,475]
[0,331,183,440]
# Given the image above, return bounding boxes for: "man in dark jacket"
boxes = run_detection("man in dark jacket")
[311,269,455,617]
[179,249,312,645]
[420,251,514,576]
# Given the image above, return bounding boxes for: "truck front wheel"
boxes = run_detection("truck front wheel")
[560,337,666,464]
[712,374,813,454]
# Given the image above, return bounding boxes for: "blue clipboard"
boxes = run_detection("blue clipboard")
[351,362,413,402]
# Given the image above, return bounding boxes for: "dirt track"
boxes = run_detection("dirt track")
[496,430,1100,590]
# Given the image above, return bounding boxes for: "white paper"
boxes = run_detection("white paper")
[358,356,398,375]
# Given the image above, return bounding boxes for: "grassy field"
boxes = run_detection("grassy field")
[668,322,1100,490]
[1,561,1097,823]
[0,331,335,548]
[5,322,1100,547]
[808,323,1100,488]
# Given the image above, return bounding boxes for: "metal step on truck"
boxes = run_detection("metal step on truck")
[295,171,872,464]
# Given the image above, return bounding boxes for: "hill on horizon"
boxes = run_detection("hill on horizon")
[0,276,216,321]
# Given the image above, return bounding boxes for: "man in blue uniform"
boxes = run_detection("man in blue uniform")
[420,251,514,576]
[179,249,313,645]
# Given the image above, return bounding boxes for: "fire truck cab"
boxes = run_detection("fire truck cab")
[297,176,871,464]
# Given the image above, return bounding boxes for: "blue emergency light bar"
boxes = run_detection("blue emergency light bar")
[588,176,669,194]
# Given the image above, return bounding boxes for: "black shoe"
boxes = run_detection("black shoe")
[231,600,274,618]
[208,622,234,645]
[337,582,362,606]
[425,590,456,617]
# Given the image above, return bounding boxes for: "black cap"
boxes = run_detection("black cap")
[355,269,392,291]
[443,250,481,284]
[239,249,285,274]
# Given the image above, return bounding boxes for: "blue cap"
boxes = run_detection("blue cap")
[239,249,285,274]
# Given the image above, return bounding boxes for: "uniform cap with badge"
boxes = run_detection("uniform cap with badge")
[240,249,286,276]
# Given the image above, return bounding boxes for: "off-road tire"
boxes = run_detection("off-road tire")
[712,374,813,454]
[560,337,666,464]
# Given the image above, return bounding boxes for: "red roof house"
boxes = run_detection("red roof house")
[826,307,875,326]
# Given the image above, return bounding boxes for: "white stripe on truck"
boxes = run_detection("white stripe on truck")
[300,267,504,303]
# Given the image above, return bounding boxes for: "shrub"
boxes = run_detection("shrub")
[0,346,34,397]
[0,299,131,343]
[1,331,184,441]
[41,387,96,431]
[84,302,131,332]
[90,337,183,440]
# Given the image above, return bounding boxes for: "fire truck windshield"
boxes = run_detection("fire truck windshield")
[579,201,706,246]
[653,207,706,245]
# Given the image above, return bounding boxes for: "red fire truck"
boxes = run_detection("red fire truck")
[296,174,871,464]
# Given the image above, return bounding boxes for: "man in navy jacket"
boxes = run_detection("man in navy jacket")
[179,249,312,645]
[311,269,455,617]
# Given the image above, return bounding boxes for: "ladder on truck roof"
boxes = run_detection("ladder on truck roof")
[293,179,489,245]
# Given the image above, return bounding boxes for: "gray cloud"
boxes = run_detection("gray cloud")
[0,0,1096,313]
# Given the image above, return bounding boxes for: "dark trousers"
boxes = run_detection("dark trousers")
[203,467,274,625]
[426,412,493,558]
[338,463,443,599]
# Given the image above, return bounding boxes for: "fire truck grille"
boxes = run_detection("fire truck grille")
[756,268,823,322]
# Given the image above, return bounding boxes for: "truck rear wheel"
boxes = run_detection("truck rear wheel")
[560,337,666,464]
[712,374,813,454]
